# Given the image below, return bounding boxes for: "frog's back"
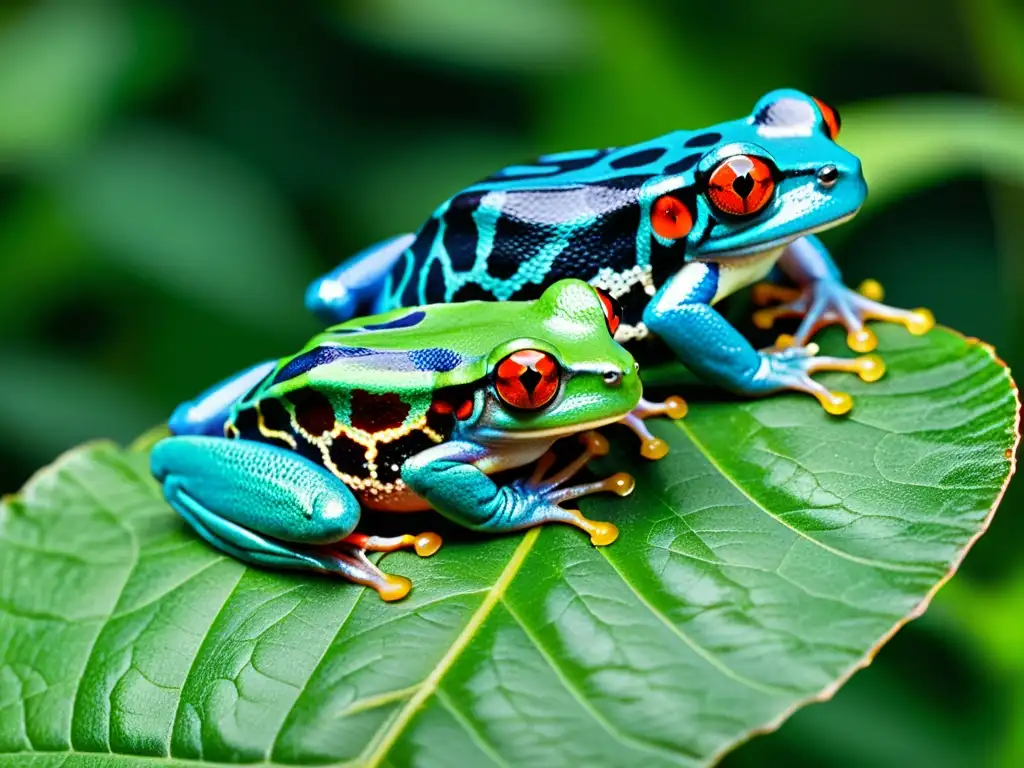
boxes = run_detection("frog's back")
[221,303,515,505]
[382,130,708,331]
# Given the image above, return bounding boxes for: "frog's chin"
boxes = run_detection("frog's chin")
[474,412,629,443]
[699,209,859,259]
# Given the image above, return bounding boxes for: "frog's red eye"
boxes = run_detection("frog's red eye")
[812,97,841,140]
[650,194,693,240]
[494,349,560,410]
[594,288,622,336]
[707,155,775,216]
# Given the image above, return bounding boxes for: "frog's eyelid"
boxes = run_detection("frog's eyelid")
[753,96,817,138]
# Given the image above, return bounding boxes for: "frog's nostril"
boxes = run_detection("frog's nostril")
[603,370,624,387]
[817,164,839,188]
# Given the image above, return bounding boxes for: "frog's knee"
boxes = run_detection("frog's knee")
[152,436,360,544]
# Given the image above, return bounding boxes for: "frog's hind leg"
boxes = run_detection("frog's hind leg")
[151,436,422,601]
[305,233,416,323]
[169,361,276,437]
[617,396,688,460]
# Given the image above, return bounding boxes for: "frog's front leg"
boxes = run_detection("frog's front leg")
[751,234,935,352]
[643,262,885,415]
[402,432,632,545]
[151,436,439,601]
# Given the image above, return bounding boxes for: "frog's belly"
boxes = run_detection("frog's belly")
[358,437,555,514]
[359,486,431,513]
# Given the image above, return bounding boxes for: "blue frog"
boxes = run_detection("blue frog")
[307,89,932,425]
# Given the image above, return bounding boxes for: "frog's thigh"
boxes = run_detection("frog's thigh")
[151,436,360,568]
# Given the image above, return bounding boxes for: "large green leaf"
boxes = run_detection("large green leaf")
[0,325,1016,767]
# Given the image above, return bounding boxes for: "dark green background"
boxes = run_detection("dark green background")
[1,1,1021,765]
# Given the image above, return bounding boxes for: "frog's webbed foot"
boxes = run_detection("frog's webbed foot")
[752,278,935,352]
[755,341,886,415]
[314,543,414,602]
[513,431,634,545]
[617,396,688,461]
[323,532,443,602]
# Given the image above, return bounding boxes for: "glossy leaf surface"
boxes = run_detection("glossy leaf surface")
[0,325,1017,767]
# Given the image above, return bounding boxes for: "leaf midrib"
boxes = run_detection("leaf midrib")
[359,526,541,767]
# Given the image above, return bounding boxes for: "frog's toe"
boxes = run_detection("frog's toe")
[847,326,878,353]
[564,509,619,546]
[528,430,608,492]
[752,296,809,330]
[761,348,885,416]
[864,303,935,336]
[546,472,636,506]
[857,278,885,301]
[325,544,415,601]
[617,396,688,461]
[807,353,887,383]
[781,371,854,416]
[342,531,443,557]
[375,574,413,602]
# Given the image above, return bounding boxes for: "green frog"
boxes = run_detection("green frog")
[151,280,673,600]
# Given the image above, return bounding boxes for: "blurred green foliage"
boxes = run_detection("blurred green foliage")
[1,0,1023,765]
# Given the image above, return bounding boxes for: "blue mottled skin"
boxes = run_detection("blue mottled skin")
[153,280,640,601]
[309,89,934,413]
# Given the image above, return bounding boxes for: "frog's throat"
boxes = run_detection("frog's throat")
[706,209,860,259]
[475,412,629,442]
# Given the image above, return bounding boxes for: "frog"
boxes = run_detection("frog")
[151,279,653,601]
[306,89,933,417]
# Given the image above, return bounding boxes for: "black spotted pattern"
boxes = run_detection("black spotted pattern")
[400,216,439,306]
[442,191,484,272]
[286,387,336,436]
[609,147,666,169]
[232,408,258,437]
[684,132,722,148]
[362,310,426,331]
[542,187,641,291]
[273,346,372,385]
[260,398,292,433]
[232,406,292,450]
[484,148,614,182]
[452,282,496,302]
[328,433,369,478]
[663,153,702,175]
[488,210,560,281]
[375,431,437,484]
[409,347,462,372]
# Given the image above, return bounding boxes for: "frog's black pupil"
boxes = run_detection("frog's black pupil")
[519,366,542,395]
[732,173,755,199]
[819,165,839,182]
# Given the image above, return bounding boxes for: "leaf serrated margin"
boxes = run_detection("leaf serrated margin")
[706,333,1021,767]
